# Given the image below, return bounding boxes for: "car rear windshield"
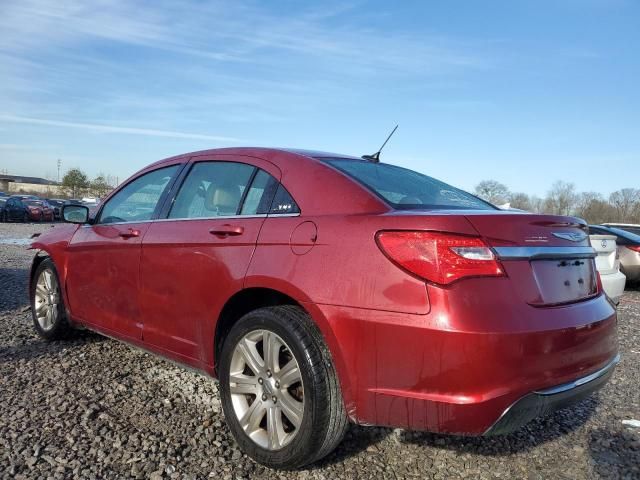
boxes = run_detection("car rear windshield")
[322,158,495,210]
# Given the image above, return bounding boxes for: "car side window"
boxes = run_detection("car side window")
[169,162,255,219]
[98,165,179,224]
[269,184,300,214]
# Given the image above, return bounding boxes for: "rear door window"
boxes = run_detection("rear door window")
[169,162,300,218]
[169,162,255,218]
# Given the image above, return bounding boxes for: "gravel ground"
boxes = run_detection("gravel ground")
[1,222,639,479]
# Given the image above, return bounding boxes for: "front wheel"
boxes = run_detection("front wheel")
[31,258,74,340]
[219,306,348,469]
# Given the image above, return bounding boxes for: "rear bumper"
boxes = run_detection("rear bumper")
[485,353,620,435]
[600,270,626,304]
[317,291,618,435]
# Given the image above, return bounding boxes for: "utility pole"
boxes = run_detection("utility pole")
[57,159,62,183]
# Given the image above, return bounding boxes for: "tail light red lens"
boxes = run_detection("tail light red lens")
[596,270,603,293]
[628,245,640,253]
[376,231,505,285]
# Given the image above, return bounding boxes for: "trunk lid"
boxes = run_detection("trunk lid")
[589,235,618,275]
[463,212,597,306]
[462,211,591,248]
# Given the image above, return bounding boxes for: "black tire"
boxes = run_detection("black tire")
[219,306,348,469]
[23,212,29,223]
[30,258,74,341]
[39,212,44,222]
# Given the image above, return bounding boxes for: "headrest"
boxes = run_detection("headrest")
[205,183,241,215]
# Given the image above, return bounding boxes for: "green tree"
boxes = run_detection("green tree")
[90,173,114,198]
[62,168,89,198]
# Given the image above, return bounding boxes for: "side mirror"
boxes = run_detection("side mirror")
[62,204,90,224]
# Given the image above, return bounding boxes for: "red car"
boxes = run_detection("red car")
[24,199,55,222]
[29,148,618,469]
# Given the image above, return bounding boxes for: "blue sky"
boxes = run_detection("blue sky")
[0,0,638,196]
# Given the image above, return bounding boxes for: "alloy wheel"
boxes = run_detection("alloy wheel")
[34,268,60,331]
[228,329,304,450]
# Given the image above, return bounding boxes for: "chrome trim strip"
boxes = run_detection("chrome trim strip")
[266,213,301,218]
[80,213,300,227]
[154,214,268,222]
[494,246,596,260]
[534,354,620,396]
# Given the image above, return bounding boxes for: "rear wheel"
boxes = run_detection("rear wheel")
[219,306,348,469]
[31,259,74,340]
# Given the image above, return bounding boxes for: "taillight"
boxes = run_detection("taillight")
[628,245,640,253]
[376,231,505,285]
[596,270,603,293]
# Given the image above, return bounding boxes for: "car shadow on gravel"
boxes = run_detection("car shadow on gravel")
[397,396,599,455]
[0,267,30,312]
[0,329,105,363]
[315,396,600,467]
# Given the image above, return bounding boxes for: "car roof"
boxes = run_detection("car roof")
[118,147,390,216]
[147,147,360,169]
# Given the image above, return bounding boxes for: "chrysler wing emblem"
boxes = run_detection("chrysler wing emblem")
[552,232,588,242]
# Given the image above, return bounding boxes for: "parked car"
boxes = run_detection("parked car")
[0,191,7,197]
[47,199,66,220]
[25,199,55,222]
[588,232,626,303]
[3,196,45,222]
[29,148,619,469]
[0,197,6,221]
[81,197,100,207]
[590,225,640,284]
[602,223,640,236]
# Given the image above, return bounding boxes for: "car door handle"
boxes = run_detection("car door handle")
[209,225,244,236]
[118,228,140,239]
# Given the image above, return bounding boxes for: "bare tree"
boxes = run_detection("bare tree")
[508,192,532,211]
[609,188,640,222]
[574,192,615,224]
[475,180,510,205]
[544,181,577,216]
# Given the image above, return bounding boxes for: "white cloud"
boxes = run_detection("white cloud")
[0,114,241,142]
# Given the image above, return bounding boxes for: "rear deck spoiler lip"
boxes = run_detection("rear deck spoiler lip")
[493,246,596,260]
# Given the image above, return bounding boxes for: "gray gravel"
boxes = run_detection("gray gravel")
[1,222,639,479]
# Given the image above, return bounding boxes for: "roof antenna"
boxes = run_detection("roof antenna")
[362,125,398,163]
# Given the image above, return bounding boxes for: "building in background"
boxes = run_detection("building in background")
[0,174,62,196]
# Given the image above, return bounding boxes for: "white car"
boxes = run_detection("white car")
[589,234,626,304]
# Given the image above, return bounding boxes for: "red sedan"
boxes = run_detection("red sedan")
[24,200,55,222]
[29,148,618,469]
